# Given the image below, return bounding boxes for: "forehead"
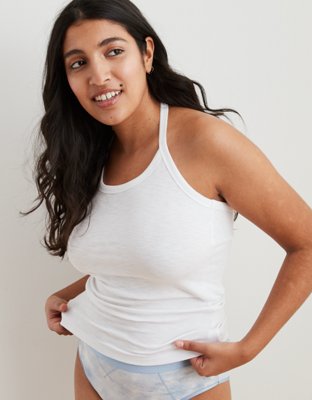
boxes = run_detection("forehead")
[63,19,133,52]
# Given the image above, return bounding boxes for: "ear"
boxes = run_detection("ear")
[143,36,155,73]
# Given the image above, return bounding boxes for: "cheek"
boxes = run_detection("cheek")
[67,76,85,101]
[120,58,146,84]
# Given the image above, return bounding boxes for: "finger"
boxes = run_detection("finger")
[58,301,68,312]
[50,318,64,330]
[47,301,68,317]
[190,357,200,368]
[174,340,207,354]
[49,321,72,335]
[58,328,73,336]
[190,356,204,368]
[190,357,211,376]
[59,325,73,335]
[59,319,72,335]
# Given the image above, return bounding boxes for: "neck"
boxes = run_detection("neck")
[111,97,161,156]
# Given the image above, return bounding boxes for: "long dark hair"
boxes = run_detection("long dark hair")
[23,0,242,258]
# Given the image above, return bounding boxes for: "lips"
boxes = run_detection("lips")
[92,89,123,102]
[93,90,122,108]
[94,90,121,101]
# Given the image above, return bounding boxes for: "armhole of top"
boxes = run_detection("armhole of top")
[159,103,234,214]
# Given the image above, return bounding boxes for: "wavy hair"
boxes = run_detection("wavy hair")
[23,0,242,258]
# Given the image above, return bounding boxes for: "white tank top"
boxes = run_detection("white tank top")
[61,103,235,366]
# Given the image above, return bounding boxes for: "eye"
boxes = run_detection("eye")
[69,60,86,70]
[107,48,124,57]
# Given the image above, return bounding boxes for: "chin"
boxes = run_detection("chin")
[92,111,123,127]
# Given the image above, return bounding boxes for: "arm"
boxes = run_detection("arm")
[52,274,90,301]
[241,248,311,360]
[211,122,312,361]
[175,117,312,375]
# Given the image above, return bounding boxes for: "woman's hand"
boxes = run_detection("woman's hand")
[45,294,73,336]
[174,340,251,377]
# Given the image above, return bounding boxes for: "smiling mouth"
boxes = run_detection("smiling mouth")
[93,90,122,102]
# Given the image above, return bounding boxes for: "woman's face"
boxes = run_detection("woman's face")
[63,19,154,126]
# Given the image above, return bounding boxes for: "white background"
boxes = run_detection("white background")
[0,0,311,399]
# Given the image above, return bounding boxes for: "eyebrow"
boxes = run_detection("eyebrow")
[63,36,128,59]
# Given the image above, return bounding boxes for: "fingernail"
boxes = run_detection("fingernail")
[175,340,184,348]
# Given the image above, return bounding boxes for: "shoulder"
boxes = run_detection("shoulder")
[170,107,312,253]
[169,105,253,171]
[172,106,271,201]
[169,105,243,145]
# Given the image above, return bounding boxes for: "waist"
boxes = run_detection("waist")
[61,290,229,365]
[79,339,193,373]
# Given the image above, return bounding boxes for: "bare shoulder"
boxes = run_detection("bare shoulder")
[171,106,312,252]
[169,106,238,148]
[169,105,250,174]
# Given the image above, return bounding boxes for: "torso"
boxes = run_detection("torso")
[103,105,227,204]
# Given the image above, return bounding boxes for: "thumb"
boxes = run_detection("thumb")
[174,340,207,354]
[57,300,68,312]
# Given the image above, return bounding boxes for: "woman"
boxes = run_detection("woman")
[26,0,312,399]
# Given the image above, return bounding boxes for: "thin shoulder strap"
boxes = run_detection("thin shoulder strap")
[159,103,169,152]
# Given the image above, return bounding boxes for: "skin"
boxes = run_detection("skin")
[46,18,312,399]
[63,18,159,154]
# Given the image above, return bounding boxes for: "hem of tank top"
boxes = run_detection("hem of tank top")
[98,148,162,193]
[75,332,217,367]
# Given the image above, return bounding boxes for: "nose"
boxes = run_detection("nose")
[88,58,111,86]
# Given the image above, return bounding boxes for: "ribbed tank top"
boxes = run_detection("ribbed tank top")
[60,103,235,366]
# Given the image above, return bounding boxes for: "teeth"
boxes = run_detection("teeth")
[95,91,121,102]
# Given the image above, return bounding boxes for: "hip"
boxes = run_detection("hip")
[78,338,230,400]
